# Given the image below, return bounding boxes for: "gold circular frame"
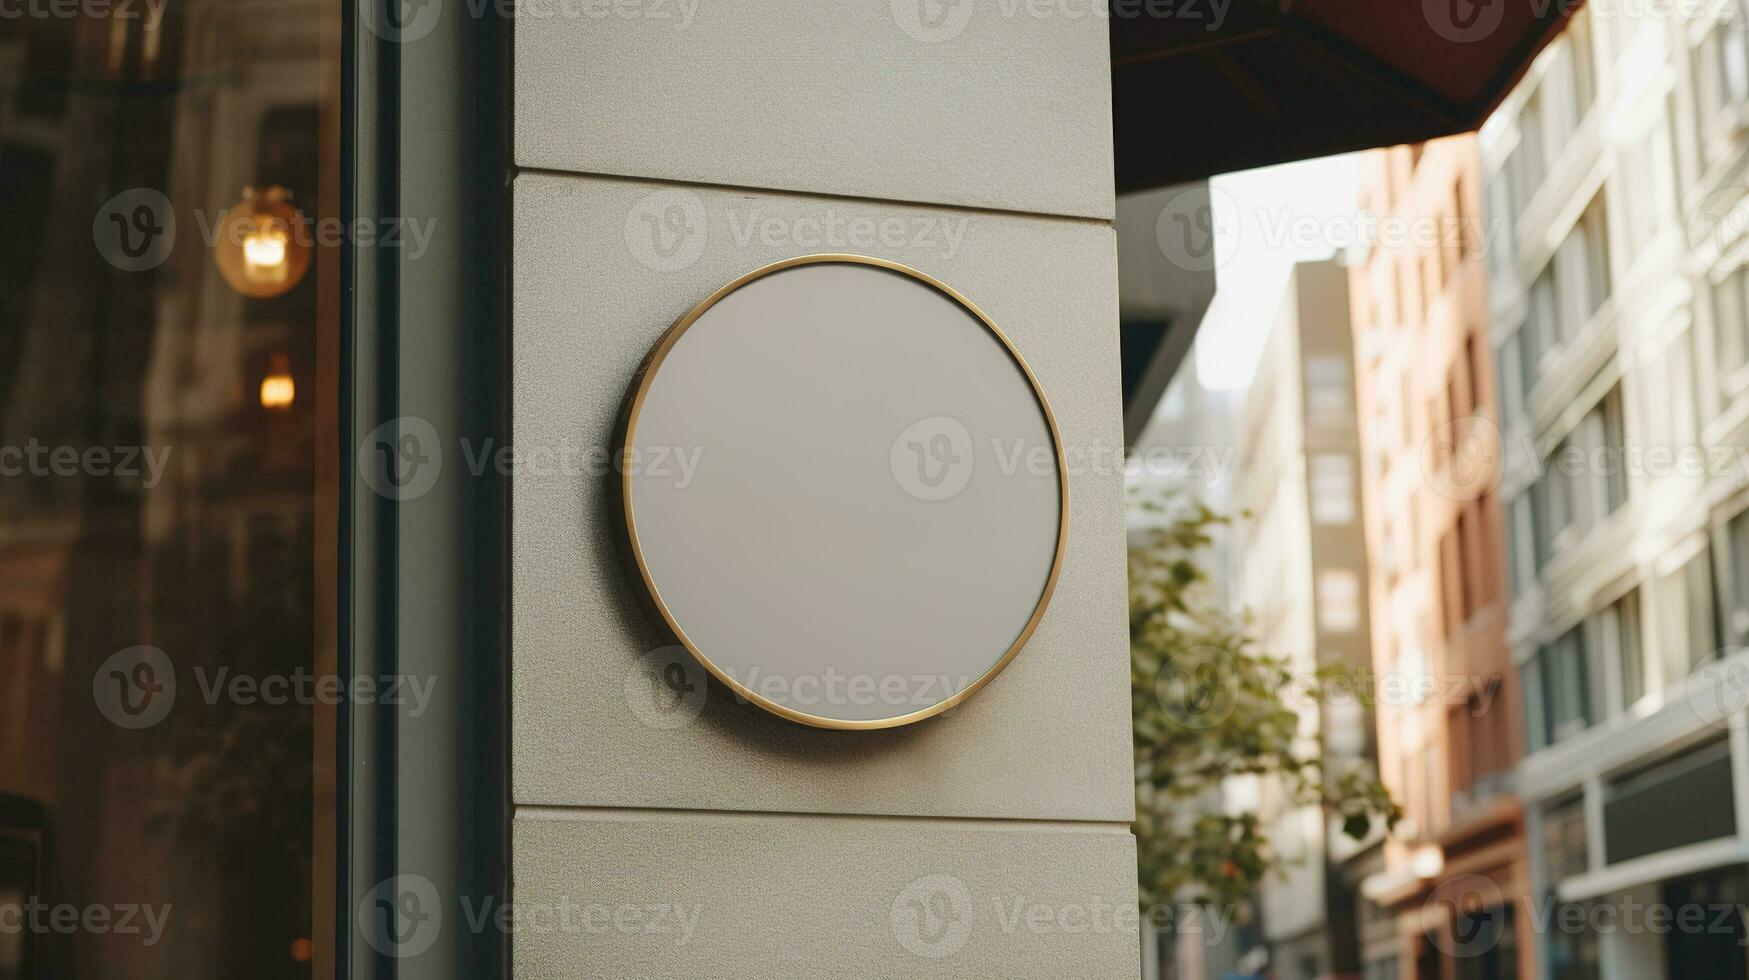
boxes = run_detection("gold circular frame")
[617,254,1069,730]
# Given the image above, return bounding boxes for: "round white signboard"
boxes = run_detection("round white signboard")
[619,255,1065,729]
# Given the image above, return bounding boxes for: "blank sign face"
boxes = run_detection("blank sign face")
[620,257,1065,729]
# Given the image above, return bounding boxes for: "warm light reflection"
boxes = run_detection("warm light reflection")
[242,229,289,279]
[1410,843,1445,880]
[260,353,295,410]
[215,186,310,298]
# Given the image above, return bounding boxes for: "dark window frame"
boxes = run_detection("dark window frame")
[340,1,509,976]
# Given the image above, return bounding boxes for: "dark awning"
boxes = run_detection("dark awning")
[1112,0,1583,190]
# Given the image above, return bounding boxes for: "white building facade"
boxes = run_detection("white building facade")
[1483,5,1749,977]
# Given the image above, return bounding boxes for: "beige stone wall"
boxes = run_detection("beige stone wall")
[510,4,1137,976]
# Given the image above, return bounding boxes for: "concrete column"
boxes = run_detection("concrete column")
[508,3,1135,975]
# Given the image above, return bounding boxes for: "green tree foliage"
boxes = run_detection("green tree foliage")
[1130,497,1399,911]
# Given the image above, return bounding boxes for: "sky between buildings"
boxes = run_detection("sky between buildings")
[1195,152,1365,392]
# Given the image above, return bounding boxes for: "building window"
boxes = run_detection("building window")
[1723,509,1749,647]
[1497,332,1528,427]
[1604,738,1736,865]
[1310,454,1356,524]
[1508,491,1535,594]
[1659,544,1721,681]
[1556,18,1598,133]
[1608,589,1646,710]
[1565,386,1628,530]
[1458,506,1481,618]
[1508,92,1548,214]
[1692,4,1749,159]
[1712,264,1749,397]
[1441,528,1465,636]
[1450,901,1519,976]
[1305,355,1353,424]
[1423,248,1442,318]
[1464,334,1484,418]
[1317,570,1362,633]
[1616,103,1677,269]
[1555,197,1611,341]
[1543,795,1589,884]
[1548,900,1603,980]
[1453,176,1475,266]
[1640,325,1700,452]
[1525,268,1559,378]
[1399,259,1419,327]
[1531,465,1572,567]
[1400,371,1415,448]
[1453,677,1509,815]
[1486,174,1517,281]
[1528,387,1626,569]
[1538,625,1594,747]
[1428,390,1449,469]
[1363,956,1401,980]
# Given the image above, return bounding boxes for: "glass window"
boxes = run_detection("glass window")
[1616,105,1677,270]
[1543,795,1589,884]
[1713,265,1749,394]
[1399,259,1419,328]
[1604,738,1736,864]
[1636,325,1700,456]
[1539,626,1593,745]
[1364,956,1402,980]
[1554,198,1610,341]
[1566,16,1597,123]
[1724,509,1749,647]
[0,2,339,976]
[1450,900,1518,980]
[1522,654,1547,754]
[1310,454,1356,524]
[1562,387,1627,534]
[1464,334,1483,419]
[1400,371,1415,447]
[1659,545,1721,681]
[1423,249,1442,318]
[1547,900,1602,980]
[1693,5,1749,153]
[1508,491,1535,594]
[1611,590,1646,709]
[1459,677,1509,803]
[1305,355,1353,424]
[1454,175,1473,263]
[1533,462,1573,564]
[1509,92,1547,214]
[1601,390,1627,514]
[1317,570,1362,633]
[1497,337,1525,427]
[1441,528,1464,635]
[1526,268,1559,376]
[1485,173,1516,281]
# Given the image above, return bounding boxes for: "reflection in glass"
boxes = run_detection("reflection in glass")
[0,0,338,975]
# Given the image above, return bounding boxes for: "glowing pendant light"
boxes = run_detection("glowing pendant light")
[215,185,310,298]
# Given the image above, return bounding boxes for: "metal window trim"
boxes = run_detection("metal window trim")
[341,0,509,976]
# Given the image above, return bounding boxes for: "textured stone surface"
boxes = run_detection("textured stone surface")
[510,172,1132,822]
[511,809,1140,978]
[513,1,1114,220]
